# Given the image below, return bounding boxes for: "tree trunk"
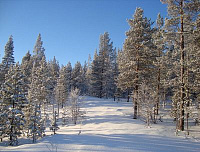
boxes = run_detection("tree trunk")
[156,50,161,115]
[179,0,185,131]
[57,103,60,118]
[133,53,139,119]
[133,85,138,119]
[127,89,130,102]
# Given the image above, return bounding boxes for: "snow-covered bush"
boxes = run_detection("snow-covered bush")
[137,83,156,127]
[67,88,84,125]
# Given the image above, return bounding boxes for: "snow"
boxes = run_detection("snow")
[1,96,200,152]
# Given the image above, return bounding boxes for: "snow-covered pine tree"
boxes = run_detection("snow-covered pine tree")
[0,63,27,145]
[85,54,92,95]
[159,47,174,107]
[38,57,49,111]
[67,88,82,125]
[48,56,60,91]
[27,62,47,142]
[71,62,84,94]
[0,104,7,142]
[28,103,45,143]
[161,0,200,131]
[66,62,72,96]
[20,51,33,96]
[47,57,60,118]
[28,57,48,121]
[118,8,155,119]
[90,32,115,98]
[152,13,165,115]
[117,49,133,101]
[82,61,89,95]
[98,32,114,98]
[90,50,102,98]
[33,34,45,67]
[109,48,118,99]
[190,16,200,123]
[55,65,68,116]
[21,51,33,77]
[0,36,15,86]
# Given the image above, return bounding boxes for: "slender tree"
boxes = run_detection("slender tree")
[71,61,84,93]
[33,33,45,66]
[66,62,72,95]
[153,13,165,115]
[90,50,102,98]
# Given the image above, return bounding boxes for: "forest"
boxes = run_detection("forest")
[0,0,199,147]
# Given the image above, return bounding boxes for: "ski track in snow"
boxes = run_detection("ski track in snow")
[1,96,200,152]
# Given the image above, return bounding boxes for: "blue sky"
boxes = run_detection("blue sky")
[0,0,167,66]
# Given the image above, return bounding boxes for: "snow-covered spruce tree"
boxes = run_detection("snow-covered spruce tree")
[0,36,15,86]
[159,47,174,106]
[28,103,45,143]
[98,32,115,98]
[46,58,59,113]
[31,34,49,111]
[33,33,45,67]
[65,62,72,96]
[85,54,92,96]
[20,51,33,96]
[28,57,48,126]
[90,32,116,98]
[0,63,27,145]
[161,0,200,131]
[27,62,46,142]
[48,56,60,91]
[0,105,8,142]
[118,8,155,119]
[137,82,156,127]
[0,36,15,140]
[111,48,119,99]
[107,47,118,98]
[38,57,48,111]
[82,61,89,95]
[117,49,133,101]
[71,62,84,94]
[55,65,68,116]
[90,50,102,98]
[152,13,165,115]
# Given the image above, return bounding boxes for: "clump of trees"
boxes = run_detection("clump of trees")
[0,0,199,146]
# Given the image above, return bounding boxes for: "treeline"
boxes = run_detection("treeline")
[0,0,200,146]
[0,30,119,145]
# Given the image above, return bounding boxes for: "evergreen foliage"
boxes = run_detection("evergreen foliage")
[0,36,15,86]
[0,63,27,145]
[117,8,155,119]
[0,1,200,145]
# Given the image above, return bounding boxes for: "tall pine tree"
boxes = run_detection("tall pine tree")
[161,0,200,131]
[118,8,155,119]
[0,36,15,86]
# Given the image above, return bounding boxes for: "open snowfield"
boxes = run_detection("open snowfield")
[1,96,200,152]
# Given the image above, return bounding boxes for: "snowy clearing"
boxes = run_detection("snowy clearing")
[1,96,200,152]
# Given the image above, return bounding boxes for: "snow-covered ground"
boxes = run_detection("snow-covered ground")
[1,96,200,152]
